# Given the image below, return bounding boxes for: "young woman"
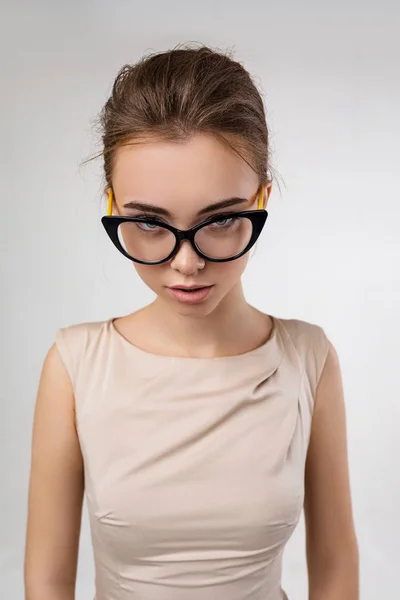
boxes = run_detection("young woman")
[24,46,359,600]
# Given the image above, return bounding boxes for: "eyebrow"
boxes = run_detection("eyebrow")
[123,197,249,217]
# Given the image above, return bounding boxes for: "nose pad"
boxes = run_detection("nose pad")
[170,240,204,274]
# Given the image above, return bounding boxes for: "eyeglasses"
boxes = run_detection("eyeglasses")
[101,188,268,265]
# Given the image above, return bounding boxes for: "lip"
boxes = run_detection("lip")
[169,285,211,290]
[166,285,214,304]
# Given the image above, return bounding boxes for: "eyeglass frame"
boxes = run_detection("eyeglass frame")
[101,186,268,265]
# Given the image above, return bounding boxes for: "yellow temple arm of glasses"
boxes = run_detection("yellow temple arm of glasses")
[107,190,113,216]
[257,186,264,210]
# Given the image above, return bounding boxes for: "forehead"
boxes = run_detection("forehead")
[112,133,258,214]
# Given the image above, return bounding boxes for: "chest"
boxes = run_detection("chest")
[77,374,307,561]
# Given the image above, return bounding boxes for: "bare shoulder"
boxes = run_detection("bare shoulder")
[306,340,347,474]
[34,342,77,421]
[42,341,74,390]
[313,341,344,414]
[30,340,84,497]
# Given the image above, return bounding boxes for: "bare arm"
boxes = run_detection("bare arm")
[24,344,84,600]
[304,342,359,600]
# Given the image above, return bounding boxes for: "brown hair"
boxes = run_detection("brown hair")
[97,44,273,190]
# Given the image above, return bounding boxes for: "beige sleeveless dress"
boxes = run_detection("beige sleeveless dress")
[55,315,329,600]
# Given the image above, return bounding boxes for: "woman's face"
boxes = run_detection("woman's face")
[111,133,271,317]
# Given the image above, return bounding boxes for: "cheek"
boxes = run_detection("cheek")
[210,255,249,283]
[133,263,165,289]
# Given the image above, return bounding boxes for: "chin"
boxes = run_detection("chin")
[177,305,217,319]
[163,293,221,319]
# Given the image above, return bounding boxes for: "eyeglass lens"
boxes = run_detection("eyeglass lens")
[117,216,253,262]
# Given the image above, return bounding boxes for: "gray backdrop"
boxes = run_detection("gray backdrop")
[1,1,399,598]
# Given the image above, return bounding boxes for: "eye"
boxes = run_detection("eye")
[215,217,233,226]
[209,216,237,229]
[136,221,160,231]
[131,214,168,233]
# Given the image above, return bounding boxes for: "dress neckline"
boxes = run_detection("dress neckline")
[108,315,282,364]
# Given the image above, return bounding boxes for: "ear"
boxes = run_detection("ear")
[263,181,273,209]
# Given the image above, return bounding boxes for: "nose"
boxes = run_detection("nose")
[169,240,205,275]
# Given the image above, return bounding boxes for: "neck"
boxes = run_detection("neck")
[145,284,269,358]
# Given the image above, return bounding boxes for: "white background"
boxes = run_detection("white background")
[1,1,399,598]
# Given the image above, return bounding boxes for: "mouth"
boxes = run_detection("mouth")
[166,285,214,304]
[169,285,211,291]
